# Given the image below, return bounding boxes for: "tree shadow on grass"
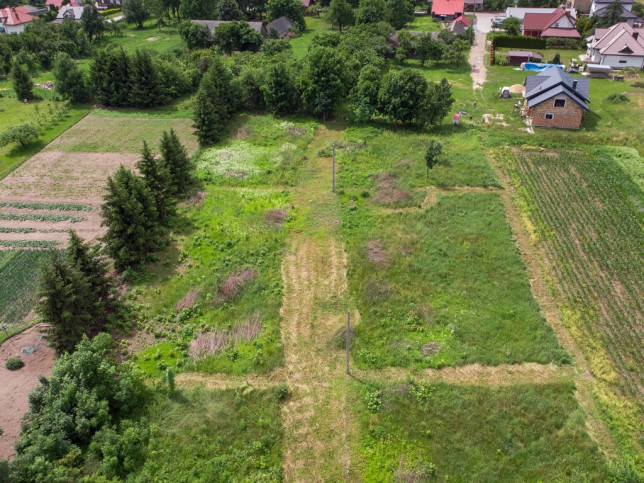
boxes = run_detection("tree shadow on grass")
[581,110,600,131]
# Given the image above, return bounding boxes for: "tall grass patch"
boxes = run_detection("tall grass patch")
[132,186,291,375]
[337,127,499,198]
[131,386,284,481]
[354,380,609,481]
[341,192,567,368]
[197,116,317,187]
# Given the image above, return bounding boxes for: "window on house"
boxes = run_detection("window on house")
[554,99,566,107]
[619,60,627,63]
[545,113,554,120]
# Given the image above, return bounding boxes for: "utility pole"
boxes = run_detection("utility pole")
[332,144,336,193]
[346,311,350,375]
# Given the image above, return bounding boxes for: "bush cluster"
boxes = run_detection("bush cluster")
[5,357,24,370]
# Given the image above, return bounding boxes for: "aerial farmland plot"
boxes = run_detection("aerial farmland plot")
[0,113,197,249]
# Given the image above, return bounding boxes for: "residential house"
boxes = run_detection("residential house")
[45,0,84,8]
[523,67,590,129]
[449,14,470,34]
[507,50,543,65]
[431,0,464,21]
[522,7,580,40]
[0,6,39,34]
[590,0,633,16]
[505,7,576,24]
[586,22,644,68]
[191,20,269,37]
[52,5,86,24]
[266,16,294,38]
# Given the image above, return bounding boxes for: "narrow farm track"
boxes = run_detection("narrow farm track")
[280,123,355,482]
[486,149,618,459]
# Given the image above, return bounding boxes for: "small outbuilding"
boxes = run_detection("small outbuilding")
[507,50,543,65]
[266,16,295,38]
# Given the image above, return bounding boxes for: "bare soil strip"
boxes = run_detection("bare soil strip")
[0,324,55,461]
[486,150,618,458]
[377,186,502,214]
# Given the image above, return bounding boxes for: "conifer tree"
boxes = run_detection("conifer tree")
[65,229,114,307]
[111,49,132,107]
[37,250,101,354]
[138,140,175,223]
[160,129,192,196]
[193,76,226,146]
[101,166,161,271]
[11,61,33,101]
[130,50,161,108]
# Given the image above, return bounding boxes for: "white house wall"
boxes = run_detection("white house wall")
[600,54,644,68]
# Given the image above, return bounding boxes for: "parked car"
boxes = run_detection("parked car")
[492,17,505,28]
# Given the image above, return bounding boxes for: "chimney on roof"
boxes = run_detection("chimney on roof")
[572,79,578,89]
[634,32,639,40]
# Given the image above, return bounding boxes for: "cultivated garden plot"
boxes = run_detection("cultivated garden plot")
[0,114,198,248]
[504,147,644,404]
[353,380,609,481]
[128,116,313,377]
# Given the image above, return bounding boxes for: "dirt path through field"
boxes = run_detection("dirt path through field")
[279,122,356,482]
[486,148,617,459]
[470,13,494,89]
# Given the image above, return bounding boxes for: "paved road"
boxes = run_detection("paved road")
[470,13,495,89]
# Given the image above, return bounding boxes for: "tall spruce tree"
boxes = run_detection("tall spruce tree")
[193,76,227,146]
[138,140,175,223]
[11,61,33,101]
[160,129,192,196]
[101,166,162,272]
[130,50,161,107]
[111,49,132,106]
[38,250,101,354]
[65,229,114,307]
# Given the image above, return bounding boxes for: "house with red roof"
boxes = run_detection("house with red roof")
[522,7,580,40]
[431,0,464,21]
[450,14,470,34]
[0,5,39,34]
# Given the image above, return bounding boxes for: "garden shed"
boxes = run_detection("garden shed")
[507,50,543,65]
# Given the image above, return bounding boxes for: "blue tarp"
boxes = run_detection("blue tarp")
[523,63,565,72]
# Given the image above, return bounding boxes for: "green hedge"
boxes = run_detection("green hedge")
[100,8,121,16]
[492,35,547,49]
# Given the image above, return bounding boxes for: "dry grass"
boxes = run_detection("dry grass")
[265,209,287,227]
[175,289,201,312]
[219,267,257,301]
[189,311,262,358]
[365,239,388,263]
[372,172,413,205]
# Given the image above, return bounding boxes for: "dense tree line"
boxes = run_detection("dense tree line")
[90,48,193,107]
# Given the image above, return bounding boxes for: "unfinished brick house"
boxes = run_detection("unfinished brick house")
[523,67,590,129]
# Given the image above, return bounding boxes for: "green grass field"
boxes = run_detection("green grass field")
[96,18,185,53]
[44,114,198,154]
[353,380,609,481]
[131,386,284,481]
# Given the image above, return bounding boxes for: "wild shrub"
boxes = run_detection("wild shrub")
[606,93,629,103]
[5,357,24,370]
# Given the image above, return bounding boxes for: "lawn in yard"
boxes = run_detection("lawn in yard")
[95,18,185,53]
[353,380,609,481]
[289,14,334,57]
[407,14,443,32]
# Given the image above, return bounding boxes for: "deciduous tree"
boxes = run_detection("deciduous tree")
[0,123,40,148]
[124,0,150,28]
[424,139,442,178]
[386,0,413,29]
[416,33,443,66]
[328,0,354,32]
[262,63,299,115]
[81,3,106,41]
[178,21,213,49]
[356,0,386,24]
[301,46,350,118]
[352,64,380,122]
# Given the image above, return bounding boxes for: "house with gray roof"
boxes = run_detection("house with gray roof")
[587,22,644,68]
[266,16,294,38]
[52,5,86,24]
[522,67,590,129]
[191,20,268,37]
